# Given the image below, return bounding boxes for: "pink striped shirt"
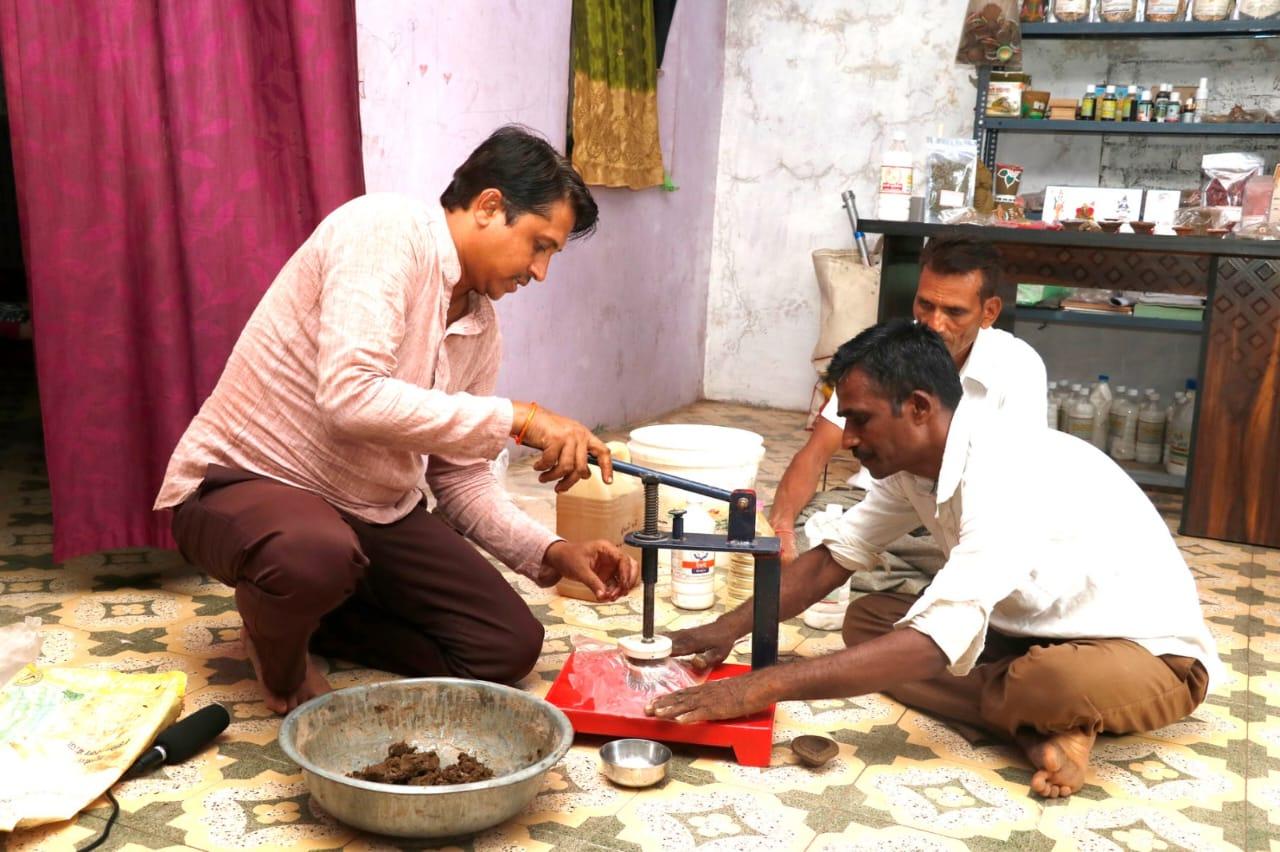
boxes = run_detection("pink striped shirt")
[156,193,558,578]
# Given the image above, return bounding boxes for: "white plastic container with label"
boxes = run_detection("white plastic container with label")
[878,131,914,221]
[1136,391,1165,464]
[1108,388,1139,461]
[1089,375,1113,451]
[671,500,716,611]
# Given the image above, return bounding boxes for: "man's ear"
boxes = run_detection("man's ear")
[907,389,935,424]
[472,188,506,228]
[980,294,1003,328]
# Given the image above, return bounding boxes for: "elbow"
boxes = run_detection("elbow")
[315,383,379,439]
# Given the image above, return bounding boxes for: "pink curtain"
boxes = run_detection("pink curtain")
[0,1,365,560]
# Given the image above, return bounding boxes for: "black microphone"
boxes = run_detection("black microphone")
[125,703,231,777]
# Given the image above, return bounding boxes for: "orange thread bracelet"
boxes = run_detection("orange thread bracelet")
[515,403,539,445]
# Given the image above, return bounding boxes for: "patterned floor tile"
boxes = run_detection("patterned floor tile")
[1086,738,1244,809]
[612,779,816,851]
[853,759,1042,842]
[167,768,357,850]
[895,712,1023,772]
[808,824,969,851]
[1038,798,1241,851]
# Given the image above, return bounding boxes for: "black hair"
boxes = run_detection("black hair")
[919,235,1001,301]
[824,319,963,413]
[440,124,599,240]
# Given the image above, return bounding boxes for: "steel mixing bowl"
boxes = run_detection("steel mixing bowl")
[279,678,573,839]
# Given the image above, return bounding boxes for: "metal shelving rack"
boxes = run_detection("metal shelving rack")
[972,19,1280,168]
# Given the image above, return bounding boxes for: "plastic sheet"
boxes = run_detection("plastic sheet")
[565,637,706,718]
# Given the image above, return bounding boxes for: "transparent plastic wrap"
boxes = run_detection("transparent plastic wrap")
[1191,0,1235,19]
[1145,0,1189,20]
[1097,0,1138,21]
[1239,0,1280,18]
[566,636,708,717]
[1201,152,1266,207]
[1020,0,1049,20]
[923,138,978,224]
[1235,220,1280,240]
[956,1,1022,67]
[1052,0,1094,21]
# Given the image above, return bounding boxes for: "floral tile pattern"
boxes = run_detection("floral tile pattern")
[1,358,1275,850]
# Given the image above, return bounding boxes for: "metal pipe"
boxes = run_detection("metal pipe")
[588,455,733,504]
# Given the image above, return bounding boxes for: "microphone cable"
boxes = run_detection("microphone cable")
[77,703,230,851]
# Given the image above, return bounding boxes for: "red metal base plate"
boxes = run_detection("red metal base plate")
[545,652,776,767]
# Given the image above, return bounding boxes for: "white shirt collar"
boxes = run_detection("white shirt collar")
[957,326,998,391]
[934,396,975,504]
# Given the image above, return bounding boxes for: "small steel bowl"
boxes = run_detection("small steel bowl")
[599,739,671,788]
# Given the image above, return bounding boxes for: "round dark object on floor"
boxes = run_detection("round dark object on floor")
[790,735,838,768]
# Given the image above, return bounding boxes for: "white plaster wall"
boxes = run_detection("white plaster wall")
[703,0,979,409]
[704,1,1280,410]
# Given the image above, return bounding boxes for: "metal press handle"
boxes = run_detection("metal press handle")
[586,453,733,504]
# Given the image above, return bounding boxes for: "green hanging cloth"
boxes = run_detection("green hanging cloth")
[569,0,665,189]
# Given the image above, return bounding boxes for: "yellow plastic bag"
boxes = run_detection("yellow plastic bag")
[0,665,186,831]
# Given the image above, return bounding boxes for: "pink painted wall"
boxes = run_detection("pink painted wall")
[356,1,726,430]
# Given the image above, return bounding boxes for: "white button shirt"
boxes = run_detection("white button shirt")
[818,398,1223,688]
[821,326,1048,434]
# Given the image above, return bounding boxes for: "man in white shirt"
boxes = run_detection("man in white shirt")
[650,320,1220,800]
[770,237,1046,565]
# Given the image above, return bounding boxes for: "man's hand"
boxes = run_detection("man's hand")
[513,403,612,493]
[542,540,638,601]
[775,528,799,567]
[666,619,740,672]
[646,671,773,724]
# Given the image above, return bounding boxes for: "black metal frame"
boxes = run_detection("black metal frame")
[598,457,783,671]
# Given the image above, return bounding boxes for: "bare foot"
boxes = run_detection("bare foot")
[1017,727,1095,798]
[243,633,332,715]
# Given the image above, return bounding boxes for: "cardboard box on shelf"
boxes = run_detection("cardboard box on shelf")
[1049,98,1077,120]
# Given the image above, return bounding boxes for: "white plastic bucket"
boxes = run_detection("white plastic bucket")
[627,424,766,569]
[628,424,764,499]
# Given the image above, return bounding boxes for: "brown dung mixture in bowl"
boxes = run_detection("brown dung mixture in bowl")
[349,741,496,786]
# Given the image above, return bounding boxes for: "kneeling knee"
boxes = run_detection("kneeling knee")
[253,527,367,613]
[463,616,544,684]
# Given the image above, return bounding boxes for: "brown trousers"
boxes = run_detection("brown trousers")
[171,465,544,695]
[843,592,1209,738]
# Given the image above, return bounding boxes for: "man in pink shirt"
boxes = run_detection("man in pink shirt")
[156,126,638,714]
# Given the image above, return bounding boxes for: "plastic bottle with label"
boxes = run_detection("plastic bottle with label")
[1166,381,1196,476]
[670,500,717,611]
[1108,387,1140,461]
[1089,375,1114,451]
[1162,391,1186,465]
[1060,383,1083,431]
[555,441,644,601]
[878,131,914,221]
[1135,391,1165,464]
[1047,387,1060,430]
[1067,389,1096,443]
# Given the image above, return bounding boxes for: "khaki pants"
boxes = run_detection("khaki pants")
[843,592,1209,738]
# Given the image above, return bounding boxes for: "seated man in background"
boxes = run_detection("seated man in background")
[769,237,1046,569]
[155,126,638,714]
[653,319,1219,799]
